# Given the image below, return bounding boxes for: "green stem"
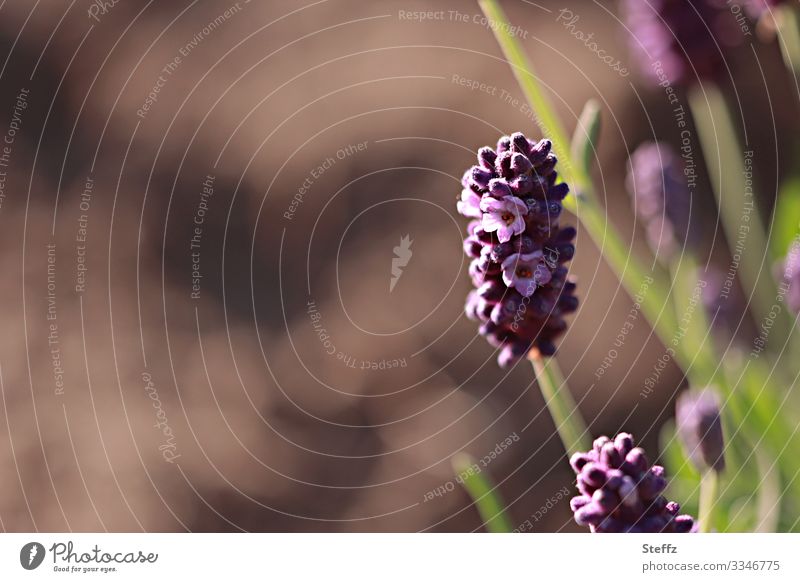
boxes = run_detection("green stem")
[688,86,793,348]
[452,453,513,533]
[669,255,718,387]
[478,0,587,196]
[478,0,680,356]
[698,470,718,533]
[529,352,590,456]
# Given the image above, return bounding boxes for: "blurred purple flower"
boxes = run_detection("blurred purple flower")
[676,388,726,473]
[457,132,578,366]
[621,0,742,87]
[570,433,696,533]
[626,141,694,262]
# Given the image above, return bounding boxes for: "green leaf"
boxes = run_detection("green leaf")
[754,448,781,532]
[571,99,602,178]
[770,175,800,258]
[452,453,513,533]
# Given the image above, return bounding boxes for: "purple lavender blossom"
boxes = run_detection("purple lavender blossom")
[676,389,726,473]
[480,196,528,243]
[626,141,694,262]
[457,132,578,366]
[457,187,482,219]
[570,433,696,533]
[501,251,553,296]
[621,0,742,87]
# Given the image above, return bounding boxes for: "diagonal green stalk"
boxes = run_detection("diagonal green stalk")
[688,85,793,349]
[478,0,680,357]
[529,352,590,456]
[698,470,718,532]
[777,5,800,88]
[478,0,587,197]
[669,255,719,387]
[452,453,513,532]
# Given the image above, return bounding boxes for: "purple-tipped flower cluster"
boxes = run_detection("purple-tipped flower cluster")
[458,132,578,367]
[622,0,741,87]
[626,141,694,262]
[570,433,696,533]
[676,388,726,473]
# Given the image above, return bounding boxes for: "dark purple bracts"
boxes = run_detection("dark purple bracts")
[458,132,578,367]
[569,433,696,533]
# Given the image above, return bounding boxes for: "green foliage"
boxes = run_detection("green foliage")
[452,453,513,533]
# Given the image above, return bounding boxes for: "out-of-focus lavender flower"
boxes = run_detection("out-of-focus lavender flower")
[569,433,696,533]
[699,266,747,341]
[778,238,800,314]
[626,141,694,262]
[458,132,578,367]
[676,388,726,473]
[621,0,742,87]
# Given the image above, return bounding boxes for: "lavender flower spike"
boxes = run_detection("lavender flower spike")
[569,433,696,533]
[626,141,694,262]
[676,388,726,473]
[457,132,578,366]
[621,0,742,87]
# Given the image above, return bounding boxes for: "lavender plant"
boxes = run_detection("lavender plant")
[451,0,800,534]
[569,433,696,533]
[626,141,695,263]
[621,0,741,87]
[459,133,578,366]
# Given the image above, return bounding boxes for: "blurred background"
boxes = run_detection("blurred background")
[0,0,795,532]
